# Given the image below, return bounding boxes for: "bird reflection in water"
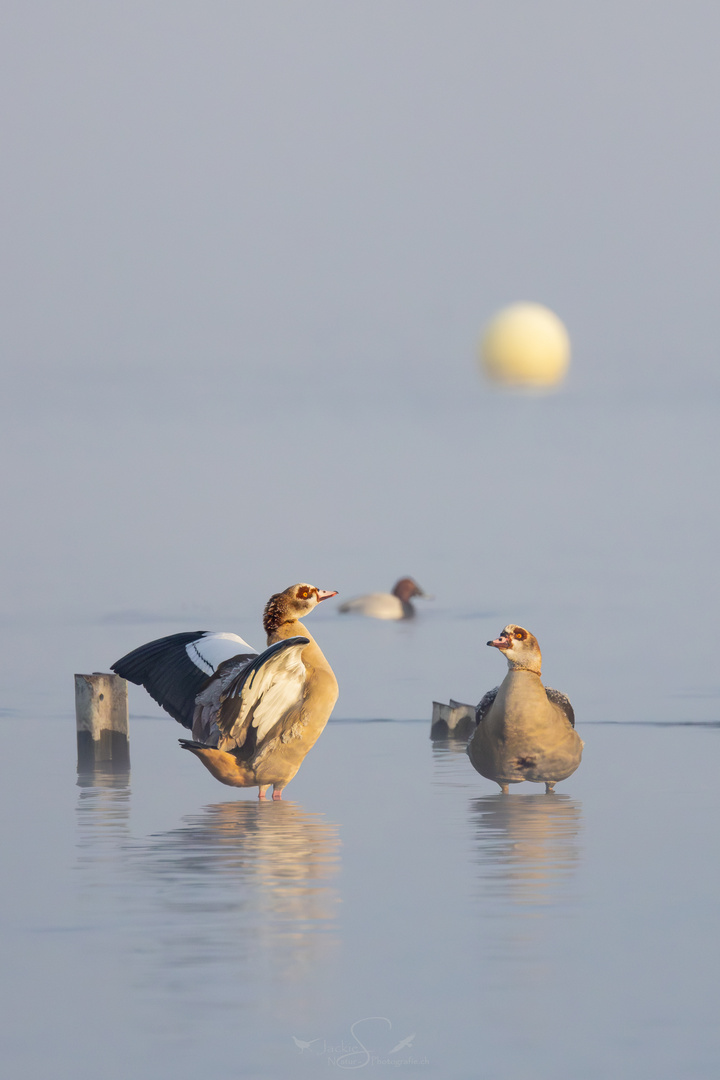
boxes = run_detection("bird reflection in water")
[469,793,583,912]
[146,801,342,983]
[76,789,341,985]
[431,741,583,909]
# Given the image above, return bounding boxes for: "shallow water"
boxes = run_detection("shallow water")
[3,7,720,1075]
[2,376,719,1078]
[2,713,719,1079]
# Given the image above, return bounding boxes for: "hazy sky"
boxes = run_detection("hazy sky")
[2,3,719,717]
[3,2,719,392]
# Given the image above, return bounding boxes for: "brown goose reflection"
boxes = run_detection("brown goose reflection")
[74,785,341,986]
[469,793,583,910]
[131,800,342,981]
[143,800,341,915]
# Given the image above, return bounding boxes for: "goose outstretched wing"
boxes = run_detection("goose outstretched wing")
[215,637,310,753]
[111,630,257,729]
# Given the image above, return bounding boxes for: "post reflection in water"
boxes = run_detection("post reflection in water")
[430,735,473,759]
[75,787,342,988]
[76,766,132,862]
[469,793,583,912]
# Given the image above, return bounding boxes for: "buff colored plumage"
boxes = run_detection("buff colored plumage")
[467,624,582,794]
[112,584,338,799]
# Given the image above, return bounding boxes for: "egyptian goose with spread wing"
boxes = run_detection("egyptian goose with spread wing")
[467,625,583,793]
[111,584,339,799]
[338,577,430,620]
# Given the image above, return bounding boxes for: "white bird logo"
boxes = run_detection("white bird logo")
[292,1036,320,1052]
[388,1034,415,1053]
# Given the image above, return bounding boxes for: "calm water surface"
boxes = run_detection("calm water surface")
[3,9,720,1075]
[2,331,719,1080]
[2,712,718,1079]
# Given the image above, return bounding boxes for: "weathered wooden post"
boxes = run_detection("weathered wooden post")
[75,673,130,770]
[430,699,477,740]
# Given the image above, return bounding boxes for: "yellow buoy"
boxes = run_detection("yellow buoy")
[480,303,570,387]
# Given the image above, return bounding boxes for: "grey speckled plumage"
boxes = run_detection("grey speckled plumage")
[476,684,575,728]
[544,687,575,728]
[475,686,500,726]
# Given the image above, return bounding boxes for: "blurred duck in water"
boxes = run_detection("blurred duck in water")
[338,577,430,620]
[467,625,583,794]
[112,584,338,800]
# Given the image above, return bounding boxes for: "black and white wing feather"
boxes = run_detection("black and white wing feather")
[191,652,260,743]
[475,687,499,725]
[215,637,310,752]
[545,687,575,727]
[111,631,257,729]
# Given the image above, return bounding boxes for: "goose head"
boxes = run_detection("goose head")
[263,583,338,634]
[487,624,542,674]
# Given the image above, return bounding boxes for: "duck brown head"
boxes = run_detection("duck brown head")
[391,577,426,603]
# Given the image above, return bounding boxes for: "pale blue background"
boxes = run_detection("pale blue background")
[1,4,719,1077]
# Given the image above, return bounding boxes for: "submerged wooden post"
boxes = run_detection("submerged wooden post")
[75,673,130,770]
[430,699,477,740]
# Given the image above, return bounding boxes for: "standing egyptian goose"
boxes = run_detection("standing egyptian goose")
[111,584,339,799]
[467,624,583,794]
[338,577,430,620]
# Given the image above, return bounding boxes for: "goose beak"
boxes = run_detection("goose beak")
[487,635,510,650]
[316,590,338,602]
